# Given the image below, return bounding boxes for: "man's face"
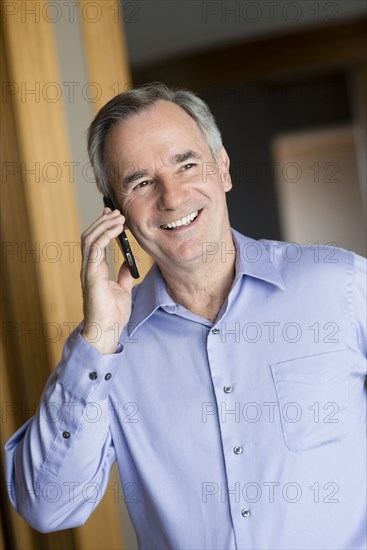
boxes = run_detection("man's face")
[104,100,233,270]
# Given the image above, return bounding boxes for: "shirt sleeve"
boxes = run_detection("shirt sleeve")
[5,324,122,533]
[350,252,367,361]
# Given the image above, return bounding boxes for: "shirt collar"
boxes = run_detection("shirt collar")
[128,229,285,336]
[232,229,285,290]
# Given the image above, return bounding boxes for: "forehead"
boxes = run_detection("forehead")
[104,100,209,161]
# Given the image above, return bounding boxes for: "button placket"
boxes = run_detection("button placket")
[208,315,251,535]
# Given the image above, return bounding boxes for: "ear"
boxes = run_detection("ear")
[218,146,232,192]
[121,210,130,231]
[112,193,130,229]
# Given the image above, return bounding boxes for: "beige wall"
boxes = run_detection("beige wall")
[272,126,366,256]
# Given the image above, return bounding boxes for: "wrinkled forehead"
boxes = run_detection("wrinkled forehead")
[106,100,207,148]
[103,100,211,169]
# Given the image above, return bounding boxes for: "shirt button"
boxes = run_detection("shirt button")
[105,373,112,381]
[89,372,97,380]
[211,326,220,334]
[223,385,232,393]
[234,445,243,455]
[62,431,70,439]
[242,509,250,518]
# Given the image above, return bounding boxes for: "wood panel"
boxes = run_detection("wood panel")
[2,1,83,367]
[79,0,132,110]
[1,4,80,549]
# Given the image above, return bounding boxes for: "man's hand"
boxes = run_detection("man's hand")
[80,207,134,354]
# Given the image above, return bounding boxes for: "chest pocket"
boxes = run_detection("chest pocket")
[270,349,350,452]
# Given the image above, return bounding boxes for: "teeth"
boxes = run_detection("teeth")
[161,211,199,230]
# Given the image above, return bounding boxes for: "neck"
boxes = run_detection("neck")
[158,232,236,323]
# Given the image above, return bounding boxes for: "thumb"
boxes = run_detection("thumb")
[117,261,135,290]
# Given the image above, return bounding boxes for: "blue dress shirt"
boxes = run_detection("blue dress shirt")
[5,230,367,549]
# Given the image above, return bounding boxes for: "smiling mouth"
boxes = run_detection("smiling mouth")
[160,210,201,230]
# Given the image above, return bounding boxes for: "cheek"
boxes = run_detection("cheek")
[120,196,137,220]
[122,200,149,234]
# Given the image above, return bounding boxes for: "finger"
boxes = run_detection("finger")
[80,211,126,284]
[81,213,125,258]
[82,209,124,242]
[81,223,124,281]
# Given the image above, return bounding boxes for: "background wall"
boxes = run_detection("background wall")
[122,0,367,67]
[124,1,367,255]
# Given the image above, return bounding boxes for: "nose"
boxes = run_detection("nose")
[156,175,187,211]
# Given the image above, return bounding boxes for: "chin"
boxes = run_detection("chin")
[143,224,215,264]
[163,244,207,267]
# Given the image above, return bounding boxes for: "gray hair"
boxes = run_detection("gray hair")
[87,82,223,198]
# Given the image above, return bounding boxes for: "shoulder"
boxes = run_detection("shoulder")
[259,238,361,278]
[258,240,366,319]
[232,228,366,290]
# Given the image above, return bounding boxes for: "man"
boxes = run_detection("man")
[5,83,367,549]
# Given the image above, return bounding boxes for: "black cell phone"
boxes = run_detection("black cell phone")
[103,196,140,279]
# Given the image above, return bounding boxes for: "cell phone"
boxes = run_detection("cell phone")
[103,196,140,279]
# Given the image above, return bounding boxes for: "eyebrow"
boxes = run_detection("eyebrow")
[173,150,202,164]
[123,169,150,187]
[122,150,202,187]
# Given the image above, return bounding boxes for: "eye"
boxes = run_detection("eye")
[184,163,195,170]
[134,180,152,190]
